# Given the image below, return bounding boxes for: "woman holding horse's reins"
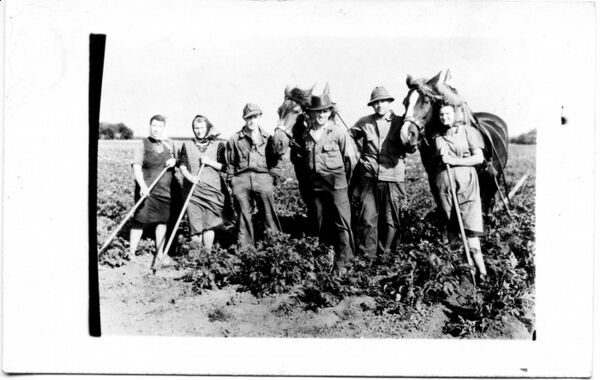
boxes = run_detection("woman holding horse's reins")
[434,102,488,281]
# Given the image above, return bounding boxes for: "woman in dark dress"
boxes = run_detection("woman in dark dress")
[130,114,177,266]
[178,115,228,250]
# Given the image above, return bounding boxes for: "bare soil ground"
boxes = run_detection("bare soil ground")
[100,254,453,338]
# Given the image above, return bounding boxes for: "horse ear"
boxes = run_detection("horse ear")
[444,69,452,83]
[284,85,291,97]
[310,82,317,94]
[441,69,457,90]
[439,68,448,86]
[406,74,416,88]
[426,71,443,87]
[323,82,330,95]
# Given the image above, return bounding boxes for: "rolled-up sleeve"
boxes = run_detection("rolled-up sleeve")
[466,126,485,153]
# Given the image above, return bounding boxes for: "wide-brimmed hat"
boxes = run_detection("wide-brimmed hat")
[367,86,394,106]
[242,103,262,119]
[307,94,335,111]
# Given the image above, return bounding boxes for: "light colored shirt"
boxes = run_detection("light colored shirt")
[301,121,358,190]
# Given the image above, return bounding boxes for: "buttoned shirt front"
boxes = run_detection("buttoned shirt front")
[301,121,358,191]
[350,113,407,182]
[225,127,283,178]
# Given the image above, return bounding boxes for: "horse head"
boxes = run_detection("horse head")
[272,84,315,155]
[399,70,448,151]
[400,70,469,151]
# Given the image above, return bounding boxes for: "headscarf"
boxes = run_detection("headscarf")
[192,115,220,144]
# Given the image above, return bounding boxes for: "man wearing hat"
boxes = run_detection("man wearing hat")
[225,103,283,248]
[350,86,409,263]
[298,90,358,273]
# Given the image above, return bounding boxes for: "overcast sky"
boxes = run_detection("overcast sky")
[97,1,594,139]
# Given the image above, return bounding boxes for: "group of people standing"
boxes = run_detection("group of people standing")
[127,86,488,281]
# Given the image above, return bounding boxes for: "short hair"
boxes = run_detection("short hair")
[149,114,166,124]
[439,101,458,111]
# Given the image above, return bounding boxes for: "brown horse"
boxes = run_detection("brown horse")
[398,70,510,217]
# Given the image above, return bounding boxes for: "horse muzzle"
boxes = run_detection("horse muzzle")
[400,120,421,150]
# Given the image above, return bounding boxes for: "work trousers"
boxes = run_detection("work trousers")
[231,171,281,248]
[355,177,406,258]
[311,188,355,268]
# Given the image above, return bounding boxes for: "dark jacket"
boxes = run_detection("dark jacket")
[350,113,408,182]
[225,127,283,180]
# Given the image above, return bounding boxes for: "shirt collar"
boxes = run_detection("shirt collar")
[444,123,463,136]
[371,111,394,123]
[304,121,334,140]
[238,127,268,143]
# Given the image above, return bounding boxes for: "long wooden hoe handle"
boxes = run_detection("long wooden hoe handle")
[98,166,170,255]
[445,163,477,288]
[159,163,206,264]
[334,111,349,130]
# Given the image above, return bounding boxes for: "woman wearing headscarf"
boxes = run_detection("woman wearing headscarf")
[178,115,229,250]
[434,102,487,281]
[130,114,177,267]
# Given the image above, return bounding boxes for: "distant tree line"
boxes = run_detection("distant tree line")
[99,122,134,140]
[510,129,536,145]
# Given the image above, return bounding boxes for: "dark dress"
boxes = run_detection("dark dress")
[132,137,176,225]
[179,140,229,234]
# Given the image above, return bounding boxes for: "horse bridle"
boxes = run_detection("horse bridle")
[403,117,425,134]
[403,88,432,147]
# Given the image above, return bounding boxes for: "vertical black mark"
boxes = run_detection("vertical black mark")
[89,33,106,337]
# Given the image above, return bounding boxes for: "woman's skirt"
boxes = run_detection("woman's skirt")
[434,166,484,238]
[186,182,226,235]
[132,173,173,225]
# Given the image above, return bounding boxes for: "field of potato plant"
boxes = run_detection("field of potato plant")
[97,140,535,338]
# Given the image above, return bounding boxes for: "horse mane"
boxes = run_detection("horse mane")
[413,79,443,101]
[436,83,465,106]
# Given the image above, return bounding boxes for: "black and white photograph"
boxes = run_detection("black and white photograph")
[2,0,597,376]
[96,2,543,340]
